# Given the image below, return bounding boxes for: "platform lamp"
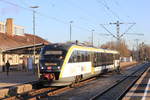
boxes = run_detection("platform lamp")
[69,21,73,41]
[30,6,39,74]
[91,29,95,46]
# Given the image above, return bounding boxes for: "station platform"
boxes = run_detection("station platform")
[0,71,39,99]
[123,67,150,100]
[0,71,38,88]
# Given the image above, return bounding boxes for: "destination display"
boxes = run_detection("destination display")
[44,51,63,55]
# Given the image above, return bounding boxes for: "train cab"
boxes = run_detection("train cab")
[39,44,68,82]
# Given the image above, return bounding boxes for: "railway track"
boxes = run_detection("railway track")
[90,62,150,100]
[3,63,148,100]
[3,75,96,100]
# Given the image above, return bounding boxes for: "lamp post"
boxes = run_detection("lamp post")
[69,21,73,41]
[91,29,95,46]
[30,6,39,74]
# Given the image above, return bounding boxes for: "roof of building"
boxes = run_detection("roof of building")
[0,32,50,50]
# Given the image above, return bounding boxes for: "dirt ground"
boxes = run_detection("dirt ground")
[120,61,138,69]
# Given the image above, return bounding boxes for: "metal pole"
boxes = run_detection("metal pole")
[70,23,71,41]
[135,39,139,61]
[33,10,35,64]
[30,6,39,74]
[92,29,94,46]
[116,21,120,41]
[69,21,73,41]
[116,21,120,51]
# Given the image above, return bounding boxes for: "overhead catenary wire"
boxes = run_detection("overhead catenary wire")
[0,0,94,33]
[110,0,143,36]
[113,0,120,6]
[119,23,136,38]
[54,0,119,35]
[96,0,122,21]
[61,0,117,44]
[63,0,103,28]
[103,0,134,23]
[100,24,117,39]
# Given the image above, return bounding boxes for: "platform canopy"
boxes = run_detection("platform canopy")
[2,43,47,54]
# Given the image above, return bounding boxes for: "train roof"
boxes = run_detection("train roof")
[45,43,72,50]
[45,43,119,54]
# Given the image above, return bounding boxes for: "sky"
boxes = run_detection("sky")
[0,0,149,49]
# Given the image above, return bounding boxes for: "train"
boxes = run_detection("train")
[39,43,120,86]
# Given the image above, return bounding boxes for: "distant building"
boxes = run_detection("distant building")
[120,56,133,62]
[0,18,49,71]
[0,18,24,36]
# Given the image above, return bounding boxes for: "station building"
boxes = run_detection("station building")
[0,18,49,71]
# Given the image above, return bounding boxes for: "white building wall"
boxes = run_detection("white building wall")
[0,22,5,33]
[14,25,24,36]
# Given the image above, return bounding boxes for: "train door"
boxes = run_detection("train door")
[113,54,120,72]
[90,52,95,74]
[113,54,117,69]
[101,53,108,73]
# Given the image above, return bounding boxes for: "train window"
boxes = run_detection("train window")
[76,51,80,62]
[85,52,88,61]
[108,54,111,62]
[97,52,100,66]
[69,50,77,63]
[69,50,118,64]
[77,51,91,62]
[84,51,88,62]
[93,52,97,67]
[95,52,99,67]
[101,53,106,63]
[87,52,90,61]
[98,52,102,66]
[107,53,113,65]
[69,50,92,63]
[68,53,73,63]
[96,52,98,66]
[105,53,108,64]
[77,55,81,62]
[81,51,86,62]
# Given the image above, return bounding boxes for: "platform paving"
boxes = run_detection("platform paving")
[0,71,38,88]
[123,66,150,100]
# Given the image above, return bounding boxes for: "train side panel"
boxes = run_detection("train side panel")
[61,62,92,78]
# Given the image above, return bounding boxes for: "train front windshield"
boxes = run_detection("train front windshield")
[39,45,67,72]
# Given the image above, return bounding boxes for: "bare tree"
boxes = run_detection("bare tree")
[101,40,131,57]
[138,43,150,61]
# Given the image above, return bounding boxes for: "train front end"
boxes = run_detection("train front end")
[39,44,67,85]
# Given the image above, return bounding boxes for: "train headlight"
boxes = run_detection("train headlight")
[40,64,44,69]
[58,66,60,70]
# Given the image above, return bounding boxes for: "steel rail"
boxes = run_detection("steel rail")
[90,62,150,100]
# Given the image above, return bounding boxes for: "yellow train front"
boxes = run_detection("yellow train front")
[39,43,120,86]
